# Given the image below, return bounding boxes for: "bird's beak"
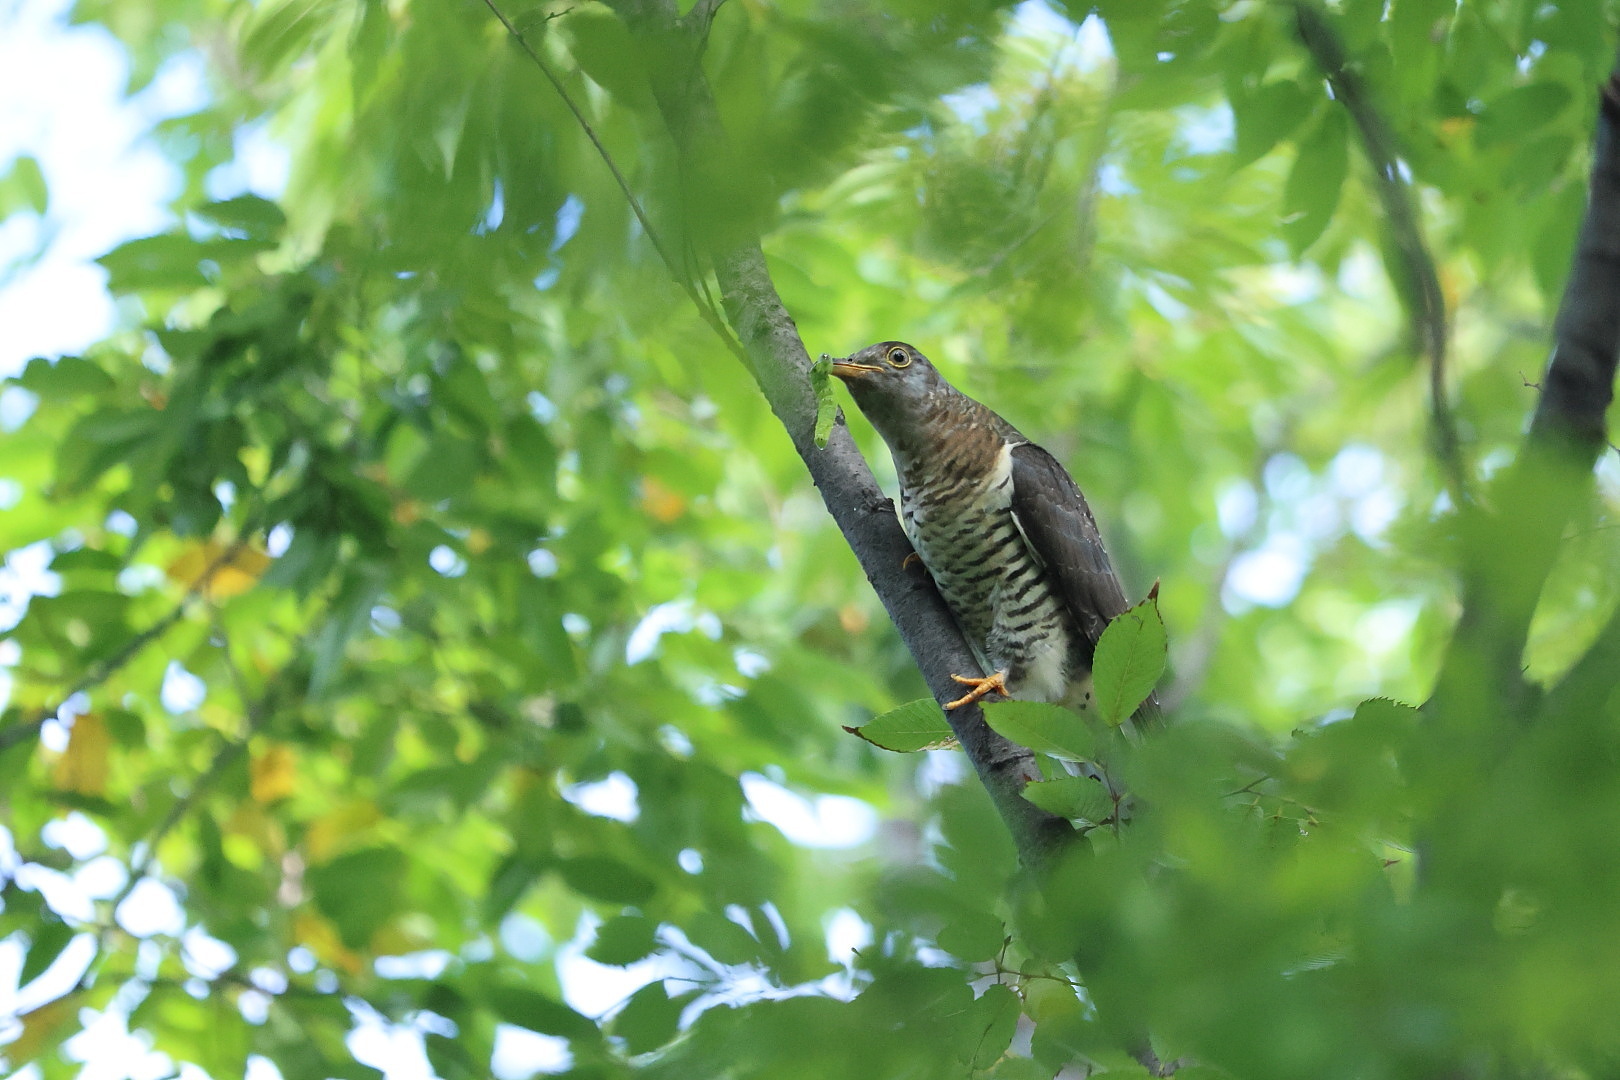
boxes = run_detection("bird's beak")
[830,359,882,380]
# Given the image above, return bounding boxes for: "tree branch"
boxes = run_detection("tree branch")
[479,0,750,374]
[1294,2,1464,505]
[1433,60,1620,714]
[0,538,251,754]
[562,0,1074,866]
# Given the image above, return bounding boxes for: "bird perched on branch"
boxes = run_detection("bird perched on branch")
[832,341,1158,726]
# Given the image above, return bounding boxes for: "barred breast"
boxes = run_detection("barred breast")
[899,443,1085,705]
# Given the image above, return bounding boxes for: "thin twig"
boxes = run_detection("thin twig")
[0,538,252,754]
[87,634,285,982]
[1433,62,1620,713]
[479,0,752,370]
[1294,2,1465,506]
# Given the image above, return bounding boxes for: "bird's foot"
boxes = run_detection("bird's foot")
[901,551,923,571]
[944,670,1009,710]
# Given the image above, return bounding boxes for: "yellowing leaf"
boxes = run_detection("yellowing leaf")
[640,476,686,523]
[5,993,81,1066]
[53,713,109,796]
[165,540,271,600]
[370,912,435,957]
[293,910,362,974]
[250,744,299,804]
[223,801,285,866]
[305,799,383,863]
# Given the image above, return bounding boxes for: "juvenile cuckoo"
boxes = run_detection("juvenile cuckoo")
[832,341,1157,724]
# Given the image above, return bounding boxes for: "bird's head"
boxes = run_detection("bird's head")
[830,341,952,448]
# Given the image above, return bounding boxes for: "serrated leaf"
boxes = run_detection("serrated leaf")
[959,983,1020,1070]
[812,353,838,449]
[1022,776,1115,824]
[1349,697,1421,731]
[981,701,1095,760]
[844,698,957,752]
[1092,597,1167,726]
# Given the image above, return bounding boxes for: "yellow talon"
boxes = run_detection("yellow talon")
[901,552,923,571]
[944,670,1009,710]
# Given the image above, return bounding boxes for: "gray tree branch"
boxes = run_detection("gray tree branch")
[1294,2,1464,505]
[1434,61,1620,715]
[590,0,1075,867]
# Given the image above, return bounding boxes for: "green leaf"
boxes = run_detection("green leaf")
[958,983,1020,1070]
[1021,775,1115,825]
[55,406,161,494]
[192,195,287,239]
[20,918,75,988]
[1349,696,1421,731]
[556,855,656,904]
[1283,109,1348,255]
[13,356,114,401]
[588,914,661,966]
[97,233,275,293]
[812,352,838,449]
[403,433,482,502]
[686,911,761,966]
[132,985,251,1079]
[1231,80,1315,169]
[844,698,957,752]
[0,154,48,216]
[307,848,408,948]
[564,7,655,108]
[981,701,1095,760]
[936,909,1006,962]
[1477,83,1573,148]
[1091,597,1167,726]
[484,984,598,1041]
[612,982,694,1054]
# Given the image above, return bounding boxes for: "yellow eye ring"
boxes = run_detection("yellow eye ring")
[887,347,911,368]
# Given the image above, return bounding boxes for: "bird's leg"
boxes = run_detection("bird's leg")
[944,670,1009,710]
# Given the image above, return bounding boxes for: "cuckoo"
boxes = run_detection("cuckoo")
[832,341,1159,725]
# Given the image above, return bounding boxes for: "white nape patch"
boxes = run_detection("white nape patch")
[988,442,1015,497]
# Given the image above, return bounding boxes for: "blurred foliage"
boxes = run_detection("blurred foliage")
[2,0,1620,1077]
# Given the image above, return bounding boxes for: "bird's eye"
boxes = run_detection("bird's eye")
[887,347,912,368]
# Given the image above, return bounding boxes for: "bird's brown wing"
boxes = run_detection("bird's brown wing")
[1006,442,1132,659]
[1008,442,1163,727]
